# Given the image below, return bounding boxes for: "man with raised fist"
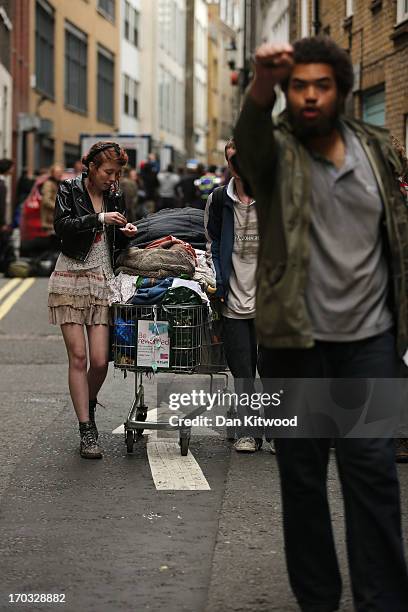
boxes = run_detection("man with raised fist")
[234,36,408,612]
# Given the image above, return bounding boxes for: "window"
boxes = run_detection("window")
[397,0,408,23]
[133,9,139,47]
[64,142,81,169]
[65,22,87,112]
[346,0,354,17]
[133,85,138,119]
[123,74,130,115]
[124,1,130,39]
[98,0,115,22]
[123,74,139,118]
[97,46,115,124]
[123,1,139,47]
[35,0,54,97]
[362,88,385,127]
[159,67,164,129]
[38,136,54,170]
[220,0,227,23]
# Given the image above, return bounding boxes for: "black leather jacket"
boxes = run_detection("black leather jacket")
[54,173,129,264]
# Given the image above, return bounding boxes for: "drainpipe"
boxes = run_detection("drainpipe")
[241,0,250,95]
[312,0,321,35]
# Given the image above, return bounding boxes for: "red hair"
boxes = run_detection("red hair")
[82,141,128,169]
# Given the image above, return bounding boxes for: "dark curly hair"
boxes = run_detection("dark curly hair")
[281,36,354,99]
[0,158,14,174]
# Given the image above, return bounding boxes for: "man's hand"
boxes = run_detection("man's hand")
[249,43,294,109]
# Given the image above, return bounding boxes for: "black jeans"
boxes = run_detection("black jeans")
[223,317,262,438]
[259,331,408,612]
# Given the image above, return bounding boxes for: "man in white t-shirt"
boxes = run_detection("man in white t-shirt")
[205,140,263,452]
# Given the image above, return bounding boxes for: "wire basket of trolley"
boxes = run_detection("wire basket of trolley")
[112,296,227,456]
[111,213,228,456]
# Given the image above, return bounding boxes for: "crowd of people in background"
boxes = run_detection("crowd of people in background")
[118,156,229,220]
[0,152,230,278]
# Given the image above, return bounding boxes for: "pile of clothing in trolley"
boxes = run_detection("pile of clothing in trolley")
[111,207,217,370]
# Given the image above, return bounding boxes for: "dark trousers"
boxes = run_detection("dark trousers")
[258,331,408,612]
[223,317,262,437]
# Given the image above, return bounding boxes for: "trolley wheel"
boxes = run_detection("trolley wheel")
[179,433,190,456]
[135,405,148,437]
[126,429,135,454]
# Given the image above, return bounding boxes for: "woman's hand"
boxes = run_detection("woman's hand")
[118,223,137,237]
[104,211,127,226]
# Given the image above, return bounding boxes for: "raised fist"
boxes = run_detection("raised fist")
[249,43,294,108]
[254,43,294,82]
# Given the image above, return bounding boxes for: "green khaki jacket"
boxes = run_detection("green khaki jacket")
[234,96,408,355]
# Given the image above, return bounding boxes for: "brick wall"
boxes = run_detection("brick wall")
[11,0,30,127]
[10,0,31,186]
[292,0,408,145]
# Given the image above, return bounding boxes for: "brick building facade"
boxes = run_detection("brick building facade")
[10,0,30,178]
[292,0,408,149]
[207,2,239,166]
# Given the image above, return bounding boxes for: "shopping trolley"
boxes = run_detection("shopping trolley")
[112,302,228,455]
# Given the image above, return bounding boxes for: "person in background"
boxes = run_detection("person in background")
[40,164,63,235]
[120,165,139,222]
[15,168,35,206]
[13,167,35,229]
[0,159,15,274]
[73,160,83,175]
[176,162,203,208]
[148,152,160,173]
[129,167,138,183]
[205,140,262,452]
[195,164,222,209]
[48,142,137,459]
[0,158,14,230]
[157,164,179,211]
[139,160,159,213]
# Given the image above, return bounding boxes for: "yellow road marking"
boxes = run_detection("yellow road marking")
[0,278,36,321]
[0,278,22,302]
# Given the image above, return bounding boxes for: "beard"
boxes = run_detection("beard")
[287,100,342,142]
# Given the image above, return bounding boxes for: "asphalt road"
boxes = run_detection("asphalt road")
[0,277,408,612]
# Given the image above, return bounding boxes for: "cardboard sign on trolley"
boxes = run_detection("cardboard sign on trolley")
[137,320,170,369]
